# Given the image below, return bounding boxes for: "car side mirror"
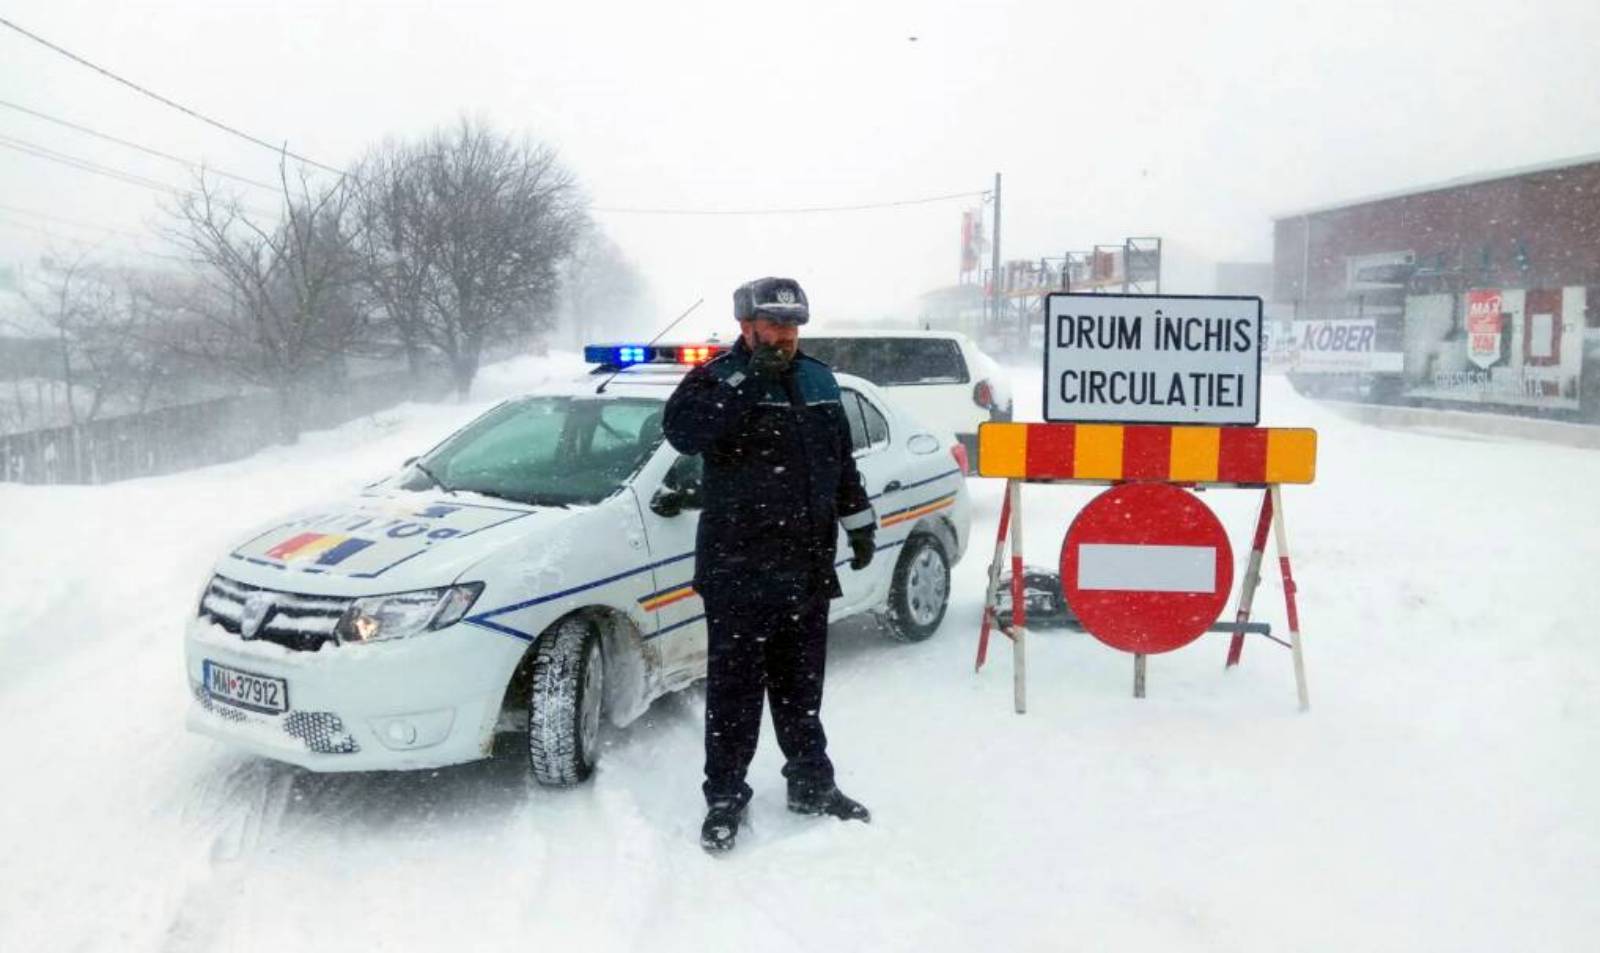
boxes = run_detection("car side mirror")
[650,485,701,517]
[650,487,684,517]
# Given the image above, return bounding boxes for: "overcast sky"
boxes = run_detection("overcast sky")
[3,0,1598,336]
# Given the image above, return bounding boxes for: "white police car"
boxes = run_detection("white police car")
[185,343,971,785]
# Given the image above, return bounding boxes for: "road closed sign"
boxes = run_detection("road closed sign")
[1060,482,1235,655]
[1044,293,1262,425]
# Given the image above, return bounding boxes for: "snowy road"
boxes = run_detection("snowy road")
[2,354,1597,952]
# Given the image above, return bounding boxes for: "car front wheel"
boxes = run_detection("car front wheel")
[885,534,950,642]
[527,615,604,786]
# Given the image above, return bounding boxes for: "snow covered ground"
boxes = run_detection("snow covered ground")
[2,351,1597,952]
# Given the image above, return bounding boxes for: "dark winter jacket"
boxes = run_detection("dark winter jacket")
[663,338,875,611]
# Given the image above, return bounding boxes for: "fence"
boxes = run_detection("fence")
[0,369,450,485]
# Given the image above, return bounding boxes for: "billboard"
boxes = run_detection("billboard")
[1403,287,1586,411]
[1465,289,1505,369]
[1288,319,1405,373]
[960,209,984,277]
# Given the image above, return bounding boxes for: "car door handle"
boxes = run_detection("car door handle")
[882,480,902,493]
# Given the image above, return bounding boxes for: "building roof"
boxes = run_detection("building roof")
[1273,150,1600,220]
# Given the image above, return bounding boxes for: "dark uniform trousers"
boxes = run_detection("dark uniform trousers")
[702,595,834,808]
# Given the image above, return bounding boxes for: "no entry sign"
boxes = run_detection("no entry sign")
[1060,483,1234,654]
[1045,293,1262,425]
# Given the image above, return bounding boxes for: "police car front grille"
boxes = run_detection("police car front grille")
[199,575,351,652]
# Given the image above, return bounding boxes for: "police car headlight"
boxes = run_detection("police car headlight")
[335,583,484,645]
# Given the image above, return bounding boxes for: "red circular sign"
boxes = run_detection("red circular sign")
[1060,483,1234,654]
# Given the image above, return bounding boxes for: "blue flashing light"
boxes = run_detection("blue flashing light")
[584,342,724,367]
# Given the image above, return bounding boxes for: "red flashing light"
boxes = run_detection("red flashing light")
[678,345,717,364]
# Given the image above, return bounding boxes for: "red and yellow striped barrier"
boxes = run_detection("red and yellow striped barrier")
[977,422,1317,485]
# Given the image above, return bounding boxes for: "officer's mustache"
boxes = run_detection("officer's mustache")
[752,335,798,358]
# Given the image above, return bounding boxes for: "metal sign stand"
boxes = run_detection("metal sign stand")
[974,474,1310,713]
[1223,486,1310,709]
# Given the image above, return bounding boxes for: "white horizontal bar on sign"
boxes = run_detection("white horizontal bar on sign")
[1077,544,1217,593]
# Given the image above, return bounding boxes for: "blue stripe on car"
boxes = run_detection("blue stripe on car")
[868,467,962,501]
[464,551,695,642]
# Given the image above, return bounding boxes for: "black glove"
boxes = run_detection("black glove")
[847,527,875,570]
[747,343,790,380]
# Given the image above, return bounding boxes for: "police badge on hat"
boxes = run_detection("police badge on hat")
[734,276,810,325]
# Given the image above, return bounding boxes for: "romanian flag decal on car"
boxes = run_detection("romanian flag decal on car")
[879,492,958,528]
[264,533,376,566]
[638,583,697,613]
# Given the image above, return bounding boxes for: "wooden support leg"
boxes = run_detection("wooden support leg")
[1270,485,1311,712]
[1226,488,1275,669]
[1009,479,1028,714]
[975,481,1014,672]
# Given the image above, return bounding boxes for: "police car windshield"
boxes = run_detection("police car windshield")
[403,396,666,506]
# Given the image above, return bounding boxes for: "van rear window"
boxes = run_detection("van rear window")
[802,337,968,386]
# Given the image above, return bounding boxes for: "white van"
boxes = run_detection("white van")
[800,330,1014,472]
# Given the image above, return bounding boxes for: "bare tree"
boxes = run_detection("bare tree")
[168,164,368,442]
[357,118,586,398]
[17,254,184,479]
[353,142,436,375]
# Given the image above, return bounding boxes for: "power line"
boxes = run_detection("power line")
[0,134,181,193]
[590,189,988,216]
[0,214,187,263]
[0,15,348,178]
[0,98,279,192]
[0,135,278,217]
[0,202,154,243]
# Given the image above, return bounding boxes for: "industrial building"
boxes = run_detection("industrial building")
[1272,154,1600,418]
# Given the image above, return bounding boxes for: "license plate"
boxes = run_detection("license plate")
[203,660,289,715]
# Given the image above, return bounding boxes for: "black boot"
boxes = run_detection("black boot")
[700,800,746,853]
[788,785,870,822]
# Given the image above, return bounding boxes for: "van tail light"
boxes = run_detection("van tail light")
[951,442,970,475]
[972,379,994,409]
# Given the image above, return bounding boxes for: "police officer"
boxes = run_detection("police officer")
[663,276,876,853]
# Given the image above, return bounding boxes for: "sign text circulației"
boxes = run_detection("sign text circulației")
[1043,293,1263,425]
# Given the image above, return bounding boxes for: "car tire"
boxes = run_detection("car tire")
[885,533,951,643]
[527,615,604,787]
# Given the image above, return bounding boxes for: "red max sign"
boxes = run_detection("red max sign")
[1060,483,1234,654]
[1466,289,1504,369]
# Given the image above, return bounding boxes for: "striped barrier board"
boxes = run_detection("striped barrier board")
[977,422,1317,485]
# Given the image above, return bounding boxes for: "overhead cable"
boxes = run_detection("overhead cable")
[0,98,279,192]
[0,135,278,216]
[0,15,348,178]
[0,214,186,263]
[590,189,988,216]
[0,202,153,242]
[0,134,180,193]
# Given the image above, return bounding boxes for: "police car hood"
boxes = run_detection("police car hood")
[212,488,578,596]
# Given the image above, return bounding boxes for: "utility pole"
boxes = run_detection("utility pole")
[990,172,1002,338]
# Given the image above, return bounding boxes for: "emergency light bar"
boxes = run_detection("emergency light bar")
[584,343,724,367]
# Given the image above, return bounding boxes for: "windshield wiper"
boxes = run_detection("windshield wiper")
[413,460,457,495]
[461,488,574,509]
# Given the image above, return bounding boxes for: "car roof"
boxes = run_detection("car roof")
[802,327,972,343]
[528,365,884,401]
